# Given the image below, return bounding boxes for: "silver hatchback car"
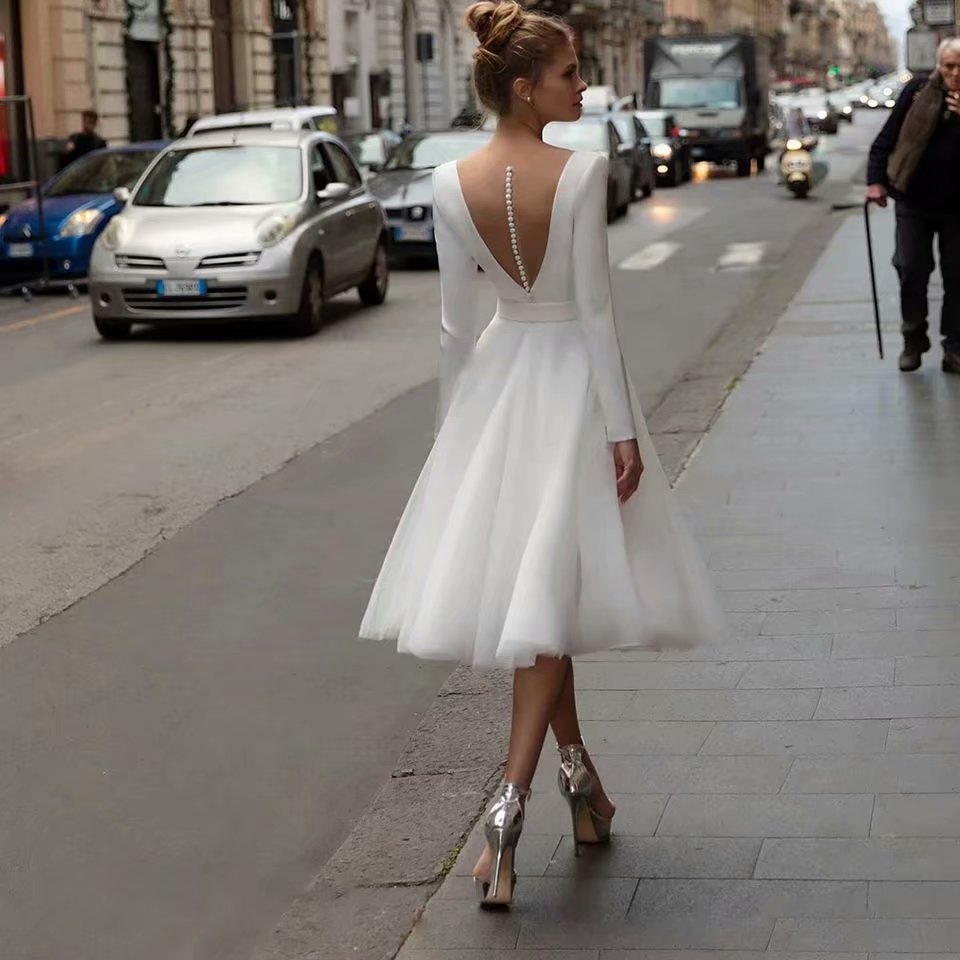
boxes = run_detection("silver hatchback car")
[88,129,388,338]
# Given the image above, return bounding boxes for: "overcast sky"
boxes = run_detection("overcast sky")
[876,0,909,65]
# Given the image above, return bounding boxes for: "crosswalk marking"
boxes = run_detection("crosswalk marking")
[716,242,767,270]
[618,241,682,272]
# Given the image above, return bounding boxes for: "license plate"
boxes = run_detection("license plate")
[784,157,811,173]
[394,222,433,242]
[7,242,33,258]
[157,279,206,297]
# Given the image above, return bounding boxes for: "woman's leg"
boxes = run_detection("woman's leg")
[549,658,616,819]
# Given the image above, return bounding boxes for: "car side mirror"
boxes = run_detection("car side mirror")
[317,182,350,201]
[113,186,131,204]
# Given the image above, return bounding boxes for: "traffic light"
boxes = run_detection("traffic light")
[828,64,841,77]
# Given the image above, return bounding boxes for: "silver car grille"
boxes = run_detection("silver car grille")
[115,254,166,270]
[122,286,248,312]
[197,252,261,269]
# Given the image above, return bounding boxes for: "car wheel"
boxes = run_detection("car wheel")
[358,238,389,306]
[672,161,682,187]
[630,171,639,201]
[641,175,653,198]
[606,184,616,224]
[684,156,693,181]
[756,152,766,173]
[291,256,324,336]
[94,316,132,340]
[736,156,751,177]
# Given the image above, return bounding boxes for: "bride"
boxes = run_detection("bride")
[360,0,724,909]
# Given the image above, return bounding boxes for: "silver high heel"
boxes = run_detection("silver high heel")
[474,782,529,909]
[557,743,613,856]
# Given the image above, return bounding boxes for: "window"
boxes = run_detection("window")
[324,141,362,188]
[311,143,332,192]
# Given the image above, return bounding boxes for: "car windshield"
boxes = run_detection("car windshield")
[346,134,386,166]
[133,146,303,206]
[46,150,159,197]
[609,116,635,143]
[382,134,491,171]
[658,78,741,109]
[637,115,667,136]
[543,120,606,151]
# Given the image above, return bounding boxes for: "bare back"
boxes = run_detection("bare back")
[455,143,575,292]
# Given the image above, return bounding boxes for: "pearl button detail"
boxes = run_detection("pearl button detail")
[505,166,532,299]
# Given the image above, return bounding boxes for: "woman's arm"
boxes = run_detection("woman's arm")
[432,180,481,434]
[572,155,637,442]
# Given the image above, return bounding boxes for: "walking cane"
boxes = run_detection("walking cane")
[863,200,885,359]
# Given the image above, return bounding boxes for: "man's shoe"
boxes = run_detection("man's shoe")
[942,352,960,374]
[899,348,923,372]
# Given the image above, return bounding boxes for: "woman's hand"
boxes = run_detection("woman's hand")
[613,439,644,504]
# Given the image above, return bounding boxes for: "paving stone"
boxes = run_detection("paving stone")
[762,611,896,636]
[577,720,714,756]
[768,918,960,953]
[659,635,833,661]
[451,829,560,878]
[872,795,960,838]
[756,838,960,881]
[895,657,960,686]
[600,954,865,960]
[576,691,636,721]
[398,898,520,951]
[574,662,746,690]
[621,689,819,721]
[657,794,873,838]
[898,608,960,631]
[631,878,868,918]
[816,685,960,720]
[784,756,960,793]
[532,755,792,795]
[700,720,889,756]
[869,882,960,918]
[739,659,894,689]
[832,631,960,659]
[886,718,960,754]
[400,951,599,960]
[524,793,667,838]
[543,836,762,879]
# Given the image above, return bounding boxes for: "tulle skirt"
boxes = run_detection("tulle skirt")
[359,315,726,669]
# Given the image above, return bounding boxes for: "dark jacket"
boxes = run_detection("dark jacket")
[867,75,960,212]
[59,131,107,171]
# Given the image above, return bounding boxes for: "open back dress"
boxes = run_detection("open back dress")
[359,149,725,669]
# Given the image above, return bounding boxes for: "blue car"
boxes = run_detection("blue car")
[0,141,167,286]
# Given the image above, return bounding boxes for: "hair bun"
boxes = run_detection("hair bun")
[464,1,524,50]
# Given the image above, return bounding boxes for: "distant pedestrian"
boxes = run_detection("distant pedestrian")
[60,110,107,171]
[866,38,960,373]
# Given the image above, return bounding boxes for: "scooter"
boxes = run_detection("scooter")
[778,135,829,199]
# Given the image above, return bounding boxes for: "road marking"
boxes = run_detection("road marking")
[716,242,767,270]
[619,241,682,272]
[0,304,86,334]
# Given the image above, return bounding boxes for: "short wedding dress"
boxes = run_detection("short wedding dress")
[359,149,725,669]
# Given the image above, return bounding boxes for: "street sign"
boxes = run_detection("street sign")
[924,0,955,25]
[906,27,938,72]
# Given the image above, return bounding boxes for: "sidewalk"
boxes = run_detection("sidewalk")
[394,205,960,957]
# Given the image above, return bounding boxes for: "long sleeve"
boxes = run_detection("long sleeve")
[867,77,923,186]
[433,180,481,435]
[572,155,637,442]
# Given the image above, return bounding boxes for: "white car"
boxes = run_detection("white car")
[188,105,338,136]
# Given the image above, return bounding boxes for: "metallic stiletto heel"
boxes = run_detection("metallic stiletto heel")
[474,782,529,909]
[557,743,613,856]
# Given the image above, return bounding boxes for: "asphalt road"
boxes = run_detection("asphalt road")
[0,113,883,960]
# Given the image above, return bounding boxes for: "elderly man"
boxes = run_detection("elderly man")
[867,38,960,373]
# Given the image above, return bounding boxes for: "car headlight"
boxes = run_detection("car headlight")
[859,94,868,103]
[98,215,130,251]
[817,110,828,120]
[256,212,296,248]
[843,105,852,114]
[652,143,673,159]
[56,208,104,239]
[408,204,430,221]
[868,99,879,108]
[885,99,895,108]
[785,138,804,151]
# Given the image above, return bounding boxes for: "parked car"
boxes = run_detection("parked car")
[367,129,493,263]
[0,141,166,287]
[635,109,691,186]
[604,112,656,199]
[826,89,855,123]
[792,89,840,134]
[543,116,633,222]
[87,129,388,339]
[187,105,339,136]
[341,129,402,175]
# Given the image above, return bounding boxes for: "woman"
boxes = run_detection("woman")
[360,0,724,908]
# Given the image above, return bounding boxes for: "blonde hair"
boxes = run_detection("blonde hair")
[938,37,960,62]
[464,1,572,116]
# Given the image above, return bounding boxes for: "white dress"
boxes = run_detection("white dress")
[359,150,725,669]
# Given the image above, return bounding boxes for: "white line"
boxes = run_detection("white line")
[716,242,767,269]
[618,241,682,272]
